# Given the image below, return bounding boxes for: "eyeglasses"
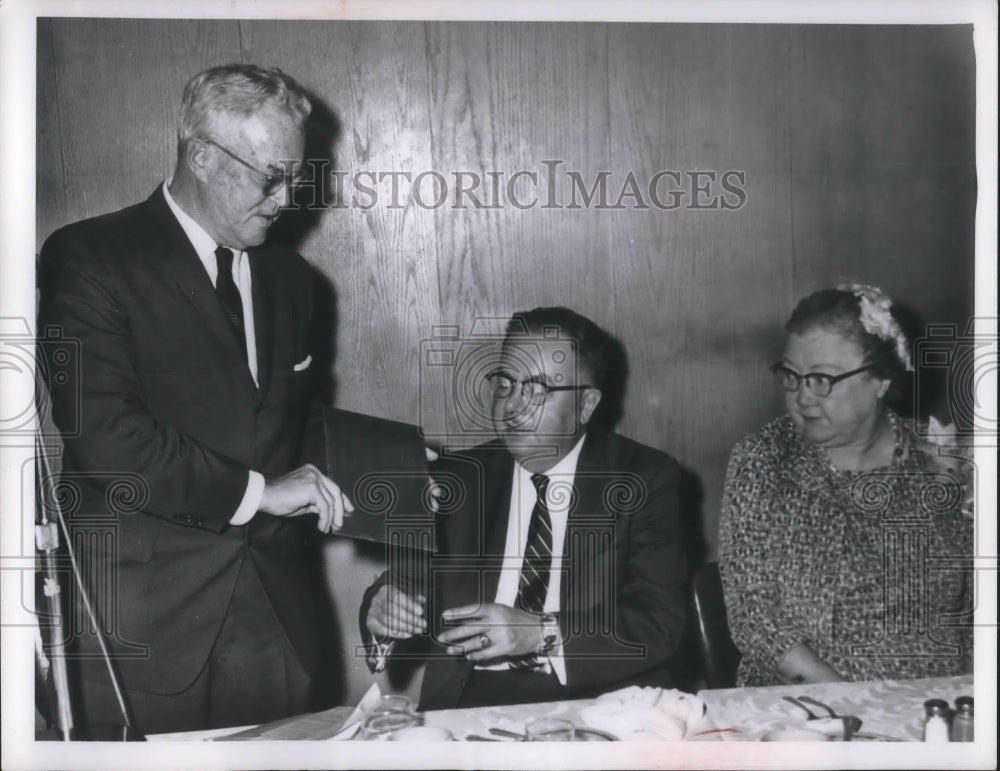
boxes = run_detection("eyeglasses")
[770,362,876,397]
[202,138,303,198]
[486,371,591,405]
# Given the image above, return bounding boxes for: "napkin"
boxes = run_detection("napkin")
[579,686,706,740]
[327,682,384,741]
[209,683,383,741]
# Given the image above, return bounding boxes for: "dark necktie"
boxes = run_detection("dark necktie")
[510,472,553,670]
[214,246,247,361]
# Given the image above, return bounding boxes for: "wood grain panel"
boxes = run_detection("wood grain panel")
[36,19,65,249]
[606,24,797,558]
[238,20,443,701]
[37,19,240,247]
[424,21,612,444]
[427,24,613,444]
[35,20,978,700]
[240,21,443,432]
[788,25,976,328]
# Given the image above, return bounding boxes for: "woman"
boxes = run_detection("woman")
[719,284,973,686]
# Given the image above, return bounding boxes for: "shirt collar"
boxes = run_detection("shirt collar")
[514,433,587,484]
[162,180,224,260]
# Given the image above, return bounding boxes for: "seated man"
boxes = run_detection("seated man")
[360,306,687,710]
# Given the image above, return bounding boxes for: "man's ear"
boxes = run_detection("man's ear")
[579,388,602,425]
[184,139,212,182]
[876,377,891,399]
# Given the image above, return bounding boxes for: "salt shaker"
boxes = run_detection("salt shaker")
[923,699,950,743]
[951,696,974,742]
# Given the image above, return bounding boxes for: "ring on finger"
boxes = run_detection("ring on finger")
[478,633,491,650]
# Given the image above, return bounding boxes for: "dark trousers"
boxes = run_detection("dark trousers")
[74,560,312,736]
[456,667,568,709]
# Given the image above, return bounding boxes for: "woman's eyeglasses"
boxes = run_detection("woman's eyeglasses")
[770,363,876,397]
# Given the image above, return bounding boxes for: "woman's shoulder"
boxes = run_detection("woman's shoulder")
[731,415,800,458]
[897,414,972,470]
[726,415,806,478]
[896,414,976,520]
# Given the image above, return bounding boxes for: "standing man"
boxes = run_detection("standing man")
[361,307,687,709]
[38,65,351,734]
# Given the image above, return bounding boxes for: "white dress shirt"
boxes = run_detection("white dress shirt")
[162,181,264,525]
[480,433,587,684]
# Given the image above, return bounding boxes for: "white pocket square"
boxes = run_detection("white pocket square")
[293,355,312,372]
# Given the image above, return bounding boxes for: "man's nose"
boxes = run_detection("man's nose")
[503,386,534,418]
[266,181,290,208]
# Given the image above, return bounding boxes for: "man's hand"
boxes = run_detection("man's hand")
[425,445,443,513]
[259,464,354,533]
[366,585,427,639]
[438,603,543,662]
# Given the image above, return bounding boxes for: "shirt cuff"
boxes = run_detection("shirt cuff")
[229,471,265,526]
[546,640,567,685]
[368,638,395,673]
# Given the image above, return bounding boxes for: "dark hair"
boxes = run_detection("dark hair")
[504,306,609,387]
[785,288,908,381]
[504,306,628,428]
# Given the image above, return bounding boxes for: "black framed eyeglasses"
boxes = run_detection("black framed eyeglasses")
[770,362,876,397]
[202,138,303,198]
[486,370,591,404]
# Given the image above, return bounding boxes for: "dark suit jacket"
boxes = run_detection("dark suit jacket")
[37,187,328,695]
[361,431,687,711]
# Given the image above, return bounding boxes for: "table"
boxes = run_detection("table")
[149,674,973,743]
[697,674,974,742]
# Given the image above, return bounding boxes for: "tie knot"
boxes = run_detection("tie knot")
[215,245,234,272]
[530,473,549,497]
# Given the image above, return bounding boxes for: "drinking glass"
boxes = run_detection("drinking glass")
[369,694,415,717]
[525,718,575,742]
[360,711,416,740]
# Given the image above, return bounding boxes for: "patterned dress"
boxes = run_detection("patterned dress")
[718,415,973,686]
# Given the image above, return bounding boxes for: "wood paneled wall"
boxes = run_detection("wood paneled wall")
[36,19,977,703]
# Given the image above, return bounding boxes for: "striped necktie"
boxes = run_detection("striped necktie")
[509,472,552,670]
[214,245,247,360]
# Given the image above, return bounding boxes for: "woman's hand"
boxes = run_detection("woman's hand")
[775,643,845,684]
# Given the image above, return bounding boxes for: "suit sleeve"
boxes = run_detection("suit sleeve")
[562,458,687,692]
[358,554,432,673]
[37,226,253,532]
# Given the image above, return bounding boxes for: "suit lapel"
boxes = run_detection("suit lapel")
[561,432,612,611]
[480,449,514,603]
[424,447,512,711]
[147,188,257,390]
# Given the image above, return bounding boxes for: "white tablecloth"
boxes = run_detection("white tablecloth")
[697,674,974,741]
[149,674,973,743]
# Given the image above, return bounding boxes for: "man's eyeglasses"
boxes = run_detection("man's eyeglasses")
[486,371,591,405]
[202,138,303,198]
[770,362,876,398]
